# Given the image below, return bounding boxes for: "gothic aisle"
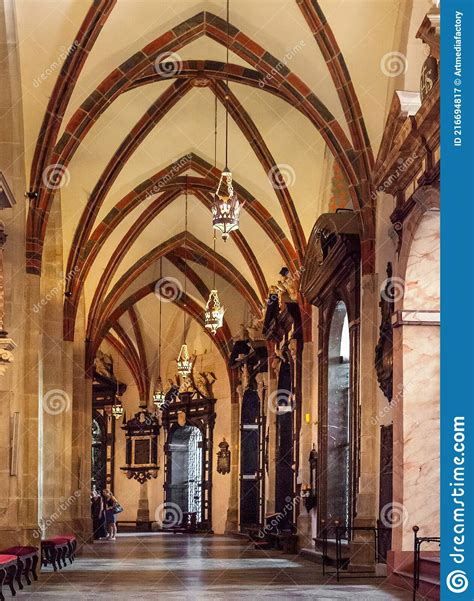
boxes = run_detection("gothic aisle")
[23,534,411,600]
[0,0,440,599]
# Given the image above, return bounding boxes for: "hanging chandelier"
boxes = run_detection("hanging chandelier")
[212,0,243,241]
[177,343,192,377]
[153,378,166,411]
[111,393,124,419]
[212,171,242,241]
[111,363,124,419]
[205,289,225,335]
[176,179,192,378]
[154,258,167,411]
[205,101,225,335]
[204,232,225,335]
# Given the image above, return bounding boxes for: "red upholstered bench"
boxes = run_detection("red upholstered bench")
[0,546,39,588]
[41,535,77,571]
[0,554,17,601]
[61,535,77,563]
[41,538,69,571]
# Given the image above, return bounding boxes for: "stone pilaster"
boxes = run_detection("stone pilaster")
[225,375,240,533]
[296,340,315,548]
[349,273,379,571]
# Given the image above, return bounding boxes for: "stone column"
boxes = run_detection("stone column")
[0,0,38,545]
[349,273,379,571]
[71,291,93,542]
[225,379,240,533]
[38,192,78,538]
[296,340,315,549]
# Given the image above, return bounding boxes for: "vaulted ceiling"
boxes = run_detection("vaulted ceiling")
[15,0,431,398]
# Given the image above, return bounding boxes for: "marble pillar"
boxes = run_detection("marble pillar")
[392,210,440,553]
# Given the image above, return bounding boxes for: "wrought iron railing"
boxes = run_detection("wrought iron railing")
[412,525,440,601]
[320,523,390,581]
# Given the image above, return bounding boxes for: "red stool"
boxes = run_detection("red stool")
[61,535,77,563]
[0,555,17,601]
[41,538,70,571]
[0,547,39,588]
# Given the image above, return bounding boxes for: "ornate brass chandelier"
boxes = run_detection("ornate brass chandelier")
[111,374,124,419]
[205,103,225,335]
[153,257,167,411]
[211,0,242,241]
[177,343,192,377]
[204,232,225,334]
[176,179,193,378]
[153,385,166,411]
[204,289,225,335]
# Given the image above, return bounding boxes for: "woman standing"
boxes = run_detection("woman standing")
[91,486,106,539]
[103,490,120,540]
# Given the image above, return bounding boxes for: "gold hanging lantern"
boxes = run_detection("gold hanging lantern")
[204,289,225,335]
[177,343,192,377]
[212,170,242,241]
[111,372,124,419]
[153,378,167,411]
[211,0,243,242]
[111,396,124,419]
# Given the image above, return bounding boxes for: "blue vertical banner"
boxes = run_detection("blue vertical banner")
[441,0,474,599]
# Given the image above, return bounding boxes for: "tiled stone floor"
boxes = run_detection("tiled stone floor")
[23,533,412,600]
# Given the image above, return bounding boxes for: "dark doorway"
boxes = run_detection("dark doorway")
[240,389,265,530]
[275,360,294,530]
[378,424,393,559]
[91,411,107,492]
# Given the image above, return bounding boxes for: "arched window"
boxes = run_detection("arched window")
[326,300,351,530]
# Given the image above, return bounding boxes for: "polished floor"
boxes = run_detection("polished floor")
[23,533,412,600]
